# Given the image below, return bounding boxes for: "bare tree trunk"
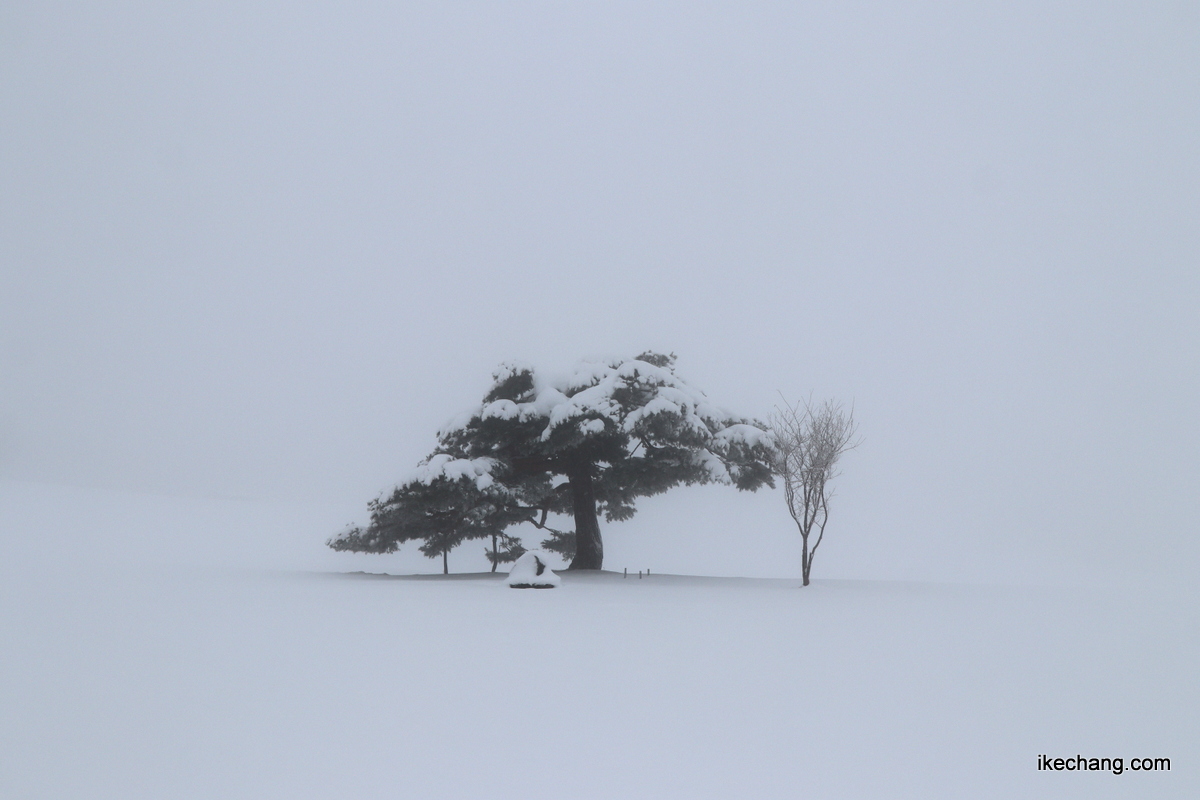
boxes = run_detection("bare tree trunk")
[490,533,498,573]
[801,534,811,586]
[567,464,603,570]
[442,549,448,575]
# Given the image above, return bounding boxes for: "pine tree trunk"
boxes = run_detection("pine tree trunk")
[567,464,603,570]
[490,534,498,573]
[443,549,448,575]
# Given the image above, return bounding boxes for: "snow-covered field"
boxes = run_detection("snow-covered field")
[1,479,1194,799]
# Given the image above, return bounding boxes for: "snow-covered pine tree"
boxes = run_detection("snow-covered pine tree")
[328,352,775,570]
[327,458,528,573]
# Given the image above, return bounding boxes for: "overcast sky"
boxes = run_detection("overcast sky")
[2,1,1197,583]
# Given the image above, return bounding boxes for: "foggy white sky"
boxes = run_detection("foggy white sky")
[2,1,1197,583]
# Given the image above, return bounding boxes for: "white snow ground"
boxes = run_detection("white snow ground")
[1,479,1194,799]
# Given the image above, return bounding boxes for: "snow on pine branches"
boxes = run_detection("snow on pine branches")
[329,352,775,571]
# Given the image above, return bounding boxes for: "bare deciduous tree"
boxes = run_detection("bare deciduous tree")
[768,397,860,586]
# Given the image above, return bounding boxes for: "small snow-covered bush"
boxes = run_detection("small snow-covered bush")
[506,551,561,589]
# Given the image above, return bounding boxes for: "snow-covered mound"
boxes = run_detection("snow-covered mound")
[506,550,561,588]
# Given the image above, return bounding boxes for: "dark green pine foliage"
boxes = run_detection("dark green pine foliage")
[483,532,526,571]
[328,352,776,571]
